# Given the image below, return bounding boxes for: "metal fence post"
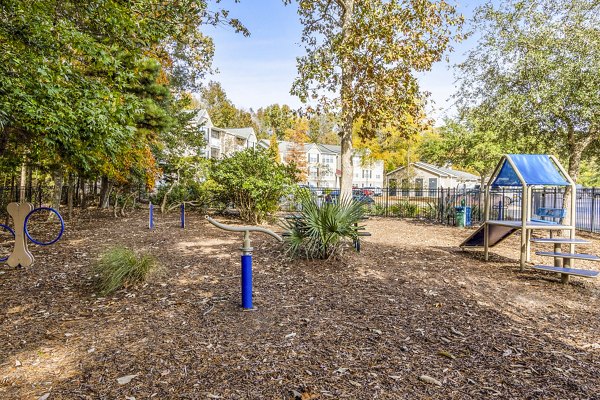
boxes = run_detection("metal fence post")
[385,187,389,217]
[592,188,596,233]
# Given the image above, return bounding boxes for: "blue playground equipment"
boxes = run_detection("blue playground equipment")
[461,154,599,283]
[205,216,282,309]
[148,202,186,229]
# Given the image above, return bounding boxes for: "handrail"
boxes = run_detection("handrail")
[205,216,283,242]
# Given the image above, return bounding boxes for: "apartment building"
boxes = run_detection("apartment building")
[258,139,385,189]
[190,110,257,159]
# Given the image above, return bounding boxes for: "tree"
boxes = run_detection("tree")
[307,113,338,144]
[268,133,281,163]
[199,81,259,131]
[210,148,298,224]
[456,0,600,184]
[285,120,309,182]
[0,0,247,206]
[256,104,295,139]
[286,0,463,198]
[354,109,429,171]
[419,117,505,188]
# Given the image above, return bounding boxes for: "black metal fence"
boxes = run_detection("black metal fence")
[298,187,600,234]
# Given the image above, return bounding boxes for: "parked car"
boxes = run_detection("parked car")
[326,190,374,204]
[363,187,382,196]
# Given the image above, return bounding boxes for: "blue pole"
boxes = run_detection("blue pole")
[180,203,185,229]
[241,254,253,309]
[149,202,154,229]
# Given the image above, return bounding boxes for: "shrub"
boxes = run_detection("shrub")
[93,247,162,295]
[210,148,298,224]
[282,193,365,259]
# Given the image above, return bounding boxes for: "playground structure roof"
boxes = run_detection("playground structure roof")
[491,154,571,187]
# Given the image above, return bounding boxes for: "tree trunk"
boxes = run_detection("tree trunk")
[339,0,355,200]
[561,129,596,227]
[26,166,33,202]
[67,174,74,219]
[161,184,175,214]
[80,177,87,209]
[50,168,64,210]
[98,176,111,209]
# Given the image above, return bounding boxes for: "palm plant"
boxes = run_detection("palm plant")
[282,193,365,259]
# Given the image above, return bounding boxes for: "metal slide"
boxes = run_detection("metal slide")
[460,223,518,248]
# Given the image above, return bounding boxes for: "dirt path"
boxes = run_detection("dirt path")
[1,212,598,399]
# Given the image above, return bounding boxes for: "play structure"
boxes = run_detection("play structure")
[461,154,599,283]
[1,203,64,267]
[206,216,282,309]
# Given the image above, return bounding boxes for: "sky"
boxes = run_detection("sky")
[202,0,486,124]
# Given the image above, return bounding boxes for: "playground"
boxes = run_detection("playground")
[1,211,599,399]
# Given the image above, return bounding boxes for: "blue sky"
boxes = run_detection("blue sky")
[202,0,485,123]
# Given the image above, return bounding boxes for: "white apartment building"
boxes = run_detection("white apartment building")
[189,110,257,159]
[258,139,385,189]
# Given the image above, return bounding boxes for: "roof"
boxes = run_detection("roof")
[190,109,213,128]
[225,127,256,140]
[386,162,479,181]
[317,144,341,155]
[491,154,570,187]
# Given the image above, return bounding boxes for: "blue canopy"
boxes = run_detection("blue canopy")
[491,154,570,187]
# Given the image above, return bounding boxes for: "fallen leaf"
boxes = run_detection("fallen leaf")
[419,375,442,386]
[438,350,456,360]
[389,375,402,380]
[117,374,138,385]
[38,394,50,400]
[15,360,21,367]
[285,332,297,339]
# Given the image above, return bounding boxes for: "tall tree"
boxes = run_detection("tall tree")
[286,0,463,197]
[256,104,295,139]
[456,0,600,184]
[0,0,247,192]
[419,117,505,188]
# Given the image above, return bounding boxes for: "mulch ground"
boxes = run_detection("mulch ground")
[1,210,599,399]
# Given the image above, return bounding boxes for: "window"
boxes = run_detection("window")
[308,153,319,163]
[323,155,334,164]
[376,174,380,179]
[362,170,372,179]
[210,147,220,159]
[211,131,220,139]
[415,178,424,197]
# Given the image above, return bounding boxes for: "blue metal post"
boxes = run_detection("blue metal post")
[180,203,185,229]
[149,202,154,229]
[241,254,253,309]
[240,231,254,309]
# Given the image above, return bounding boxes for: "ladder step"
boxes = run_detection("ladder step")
[535,251,600,261]
[530,238,590,244]
[531,265,599,278]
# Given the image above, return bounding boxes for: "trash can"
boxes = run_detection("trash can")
[464,206,471,227]
[455,206,465,228]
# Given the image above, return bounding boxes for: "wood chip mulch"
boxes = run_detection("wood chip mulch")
[1,211,599,399]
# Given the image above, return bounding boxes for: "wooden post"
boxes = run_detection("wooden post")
[520,186,529,271]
